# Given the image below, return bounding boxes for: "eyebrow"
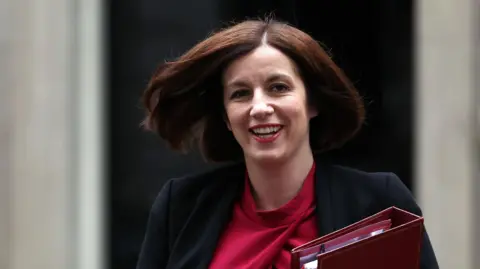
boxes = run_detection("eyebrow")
[225,73,293,89]
[265,73,293,84]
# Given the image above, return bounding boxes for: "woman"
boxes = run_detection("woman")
[137,19,438,269]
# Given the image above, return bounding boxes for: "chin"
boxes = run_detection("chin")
[245,149,288,164]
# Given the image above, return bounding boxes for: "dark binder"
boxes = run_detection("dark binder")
[291,207,424,269]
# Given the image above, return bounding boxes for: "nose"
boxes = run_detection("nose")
[249,90,274,119]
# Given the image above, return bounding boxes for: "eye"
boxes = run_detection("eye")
[229,89,250,100]
[270,83,290,93]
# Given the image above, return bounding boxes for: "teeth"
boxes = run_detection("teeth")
[251,126,281,135]
[257,134,274,138]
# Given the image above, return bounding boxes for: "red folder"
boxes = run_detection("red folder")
[291,207,424,269]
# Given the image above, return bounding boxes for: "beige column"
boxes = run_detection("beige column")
[0,0,105,268]
[415,0,479,268]
[0,1,13,267]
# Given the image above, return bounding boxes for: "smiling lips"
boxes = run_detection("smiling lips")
[249,124,284,143]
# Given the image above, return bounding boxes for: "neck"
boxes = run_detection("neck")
[245,148,315,211]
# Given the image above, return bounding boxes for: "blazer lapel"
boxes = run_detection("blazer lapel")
[168,164,245,269]
[314,161,335,236]
[314,159,356,236]
[197,176,243,268]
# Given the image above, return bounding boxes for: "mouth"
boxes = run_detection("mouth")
[249,125,284,142]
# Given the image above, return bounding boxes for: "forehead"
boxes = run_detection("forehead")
[222,45,299,85]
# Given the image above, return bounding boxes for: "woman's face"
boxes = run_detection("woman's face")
[222,45,317,163]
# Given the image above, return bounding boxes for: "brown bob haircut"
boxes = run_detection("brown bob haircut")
[142,18,365,162]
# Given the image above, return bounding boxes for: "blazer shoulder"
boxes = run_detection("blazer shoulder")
[167,161,245,196]
[144,161,245,261]
[326,164,420,213]
[320,163,406,213]
[327,164,394,190]
[154,161,245,226]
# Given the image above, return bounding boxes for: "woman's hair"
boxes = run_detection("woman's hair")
[142,18,365,162]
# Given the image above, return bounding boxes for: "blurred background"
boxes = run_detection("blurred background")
[0,0,478,269]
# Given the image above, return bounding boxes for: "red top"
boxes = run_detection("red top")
[209,163,318,269]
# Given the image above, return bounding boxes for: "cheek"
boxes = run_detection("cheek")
[281,99,309,121]
[224,105,243,130]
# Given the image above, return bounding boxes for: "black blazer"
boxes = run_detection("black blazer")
[137,158,439,269]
